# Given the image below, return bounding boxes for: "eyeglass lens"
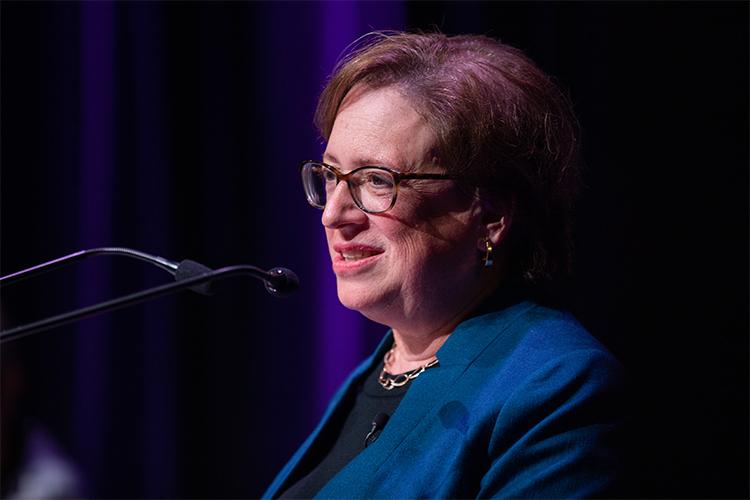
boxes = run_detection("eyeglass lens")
[302,162,396,213]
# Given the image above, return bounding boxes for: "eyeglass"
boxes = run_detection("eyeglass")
[300,161,456,214]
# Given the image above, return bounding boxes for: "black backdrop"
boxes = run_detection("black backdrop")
[1,2,747,498]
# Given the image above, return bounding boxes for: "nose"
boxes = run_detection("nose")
[321,181,367,228]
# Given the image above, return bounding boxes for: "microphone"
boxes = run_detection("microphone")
[0,248,300,342]
[174,260,298,298]
[364,413,390,448]
[262,267,300,298]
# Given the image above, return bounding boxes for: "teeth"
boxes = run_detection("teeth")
[341,250,378,261]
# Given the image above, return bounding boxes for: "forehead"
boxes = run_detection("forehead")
[323,86,436,171]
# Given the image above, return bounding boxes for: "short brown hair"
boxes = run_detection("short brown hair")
[315,31,582,283]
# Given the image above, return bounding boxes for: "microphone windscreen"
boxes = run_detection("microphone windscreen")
[264,267,300,297]
[175,259,214,295]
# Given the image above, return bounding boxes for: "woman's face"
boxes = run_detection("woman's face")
[322,86,489,334]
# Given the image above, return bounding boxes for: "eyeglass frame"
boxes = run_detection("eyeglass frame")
[300,160,457,214]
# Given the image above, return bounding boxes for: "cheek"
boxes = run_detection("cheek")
[374,190,480,267]
[395,235,431,265]
[406,189,479,243]
[385,224,465,273]
[403,223,481,285]
[375,217,429,257]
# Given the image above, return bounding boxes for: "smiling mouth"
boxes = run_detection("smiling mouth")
[331,246,385,274]
[339,249,381,261]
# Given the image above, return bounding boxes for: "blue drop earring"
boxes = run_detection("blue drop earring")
[483,238,494,268]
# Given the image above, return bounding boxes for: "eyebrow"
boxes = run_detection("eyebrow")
[322,153,406,171]
[322,152,339,165]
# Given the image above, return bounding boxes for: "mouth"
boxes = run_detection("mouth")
[339,249,381,261]
[332,244,384,274]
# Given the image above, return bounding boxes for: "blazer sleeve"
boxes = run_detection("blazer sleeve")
[479,348,627,499]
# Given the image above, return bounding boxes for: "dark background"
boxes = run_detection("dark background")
[1,1,747,498]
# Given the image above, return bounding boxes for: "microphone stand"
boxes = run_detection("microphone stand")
[0,265,295,344]
[0,247,179,285]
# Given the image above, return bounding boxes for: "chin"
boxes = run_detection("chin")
[336,283,373,311]
[335,279,394,320]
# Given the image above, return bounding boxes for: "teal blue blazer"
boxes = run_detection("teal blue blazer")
[264,301,625,498]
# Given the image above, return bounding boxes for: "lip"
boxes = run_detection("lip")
[331,244,384,275]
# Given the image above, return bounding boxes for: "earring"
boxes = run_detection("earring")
[483,238,494,268]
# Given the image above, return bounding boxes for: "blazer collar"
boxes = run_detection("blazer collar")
[434,299,535,366]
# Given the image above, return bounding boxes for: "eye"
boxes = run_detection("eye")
[363,171,394,188]
[322,169,337,183]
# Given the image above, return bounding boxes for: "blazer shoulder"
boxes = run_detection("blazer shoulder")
[461,303,623,391]
[493,302,614,358]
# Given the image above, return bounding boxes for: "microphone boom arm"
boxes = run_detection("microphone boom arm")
[0,264,297,344]
[0,247,179,287]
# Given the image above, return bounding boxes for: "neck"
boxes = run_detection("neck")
[388,285,494,373]
[387,276,529,375]
[387,331,448,373]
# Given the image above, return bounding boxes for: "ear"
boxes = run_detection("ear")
[476,196,514,251]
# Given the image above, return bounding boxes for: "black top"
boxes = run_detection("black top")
[279,361,410,499]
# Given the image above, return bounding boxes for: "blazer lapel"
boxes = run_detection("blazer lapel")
[263,333,394,498]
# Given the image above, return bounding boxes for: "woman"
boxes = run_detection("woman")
[265,32,624,499]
